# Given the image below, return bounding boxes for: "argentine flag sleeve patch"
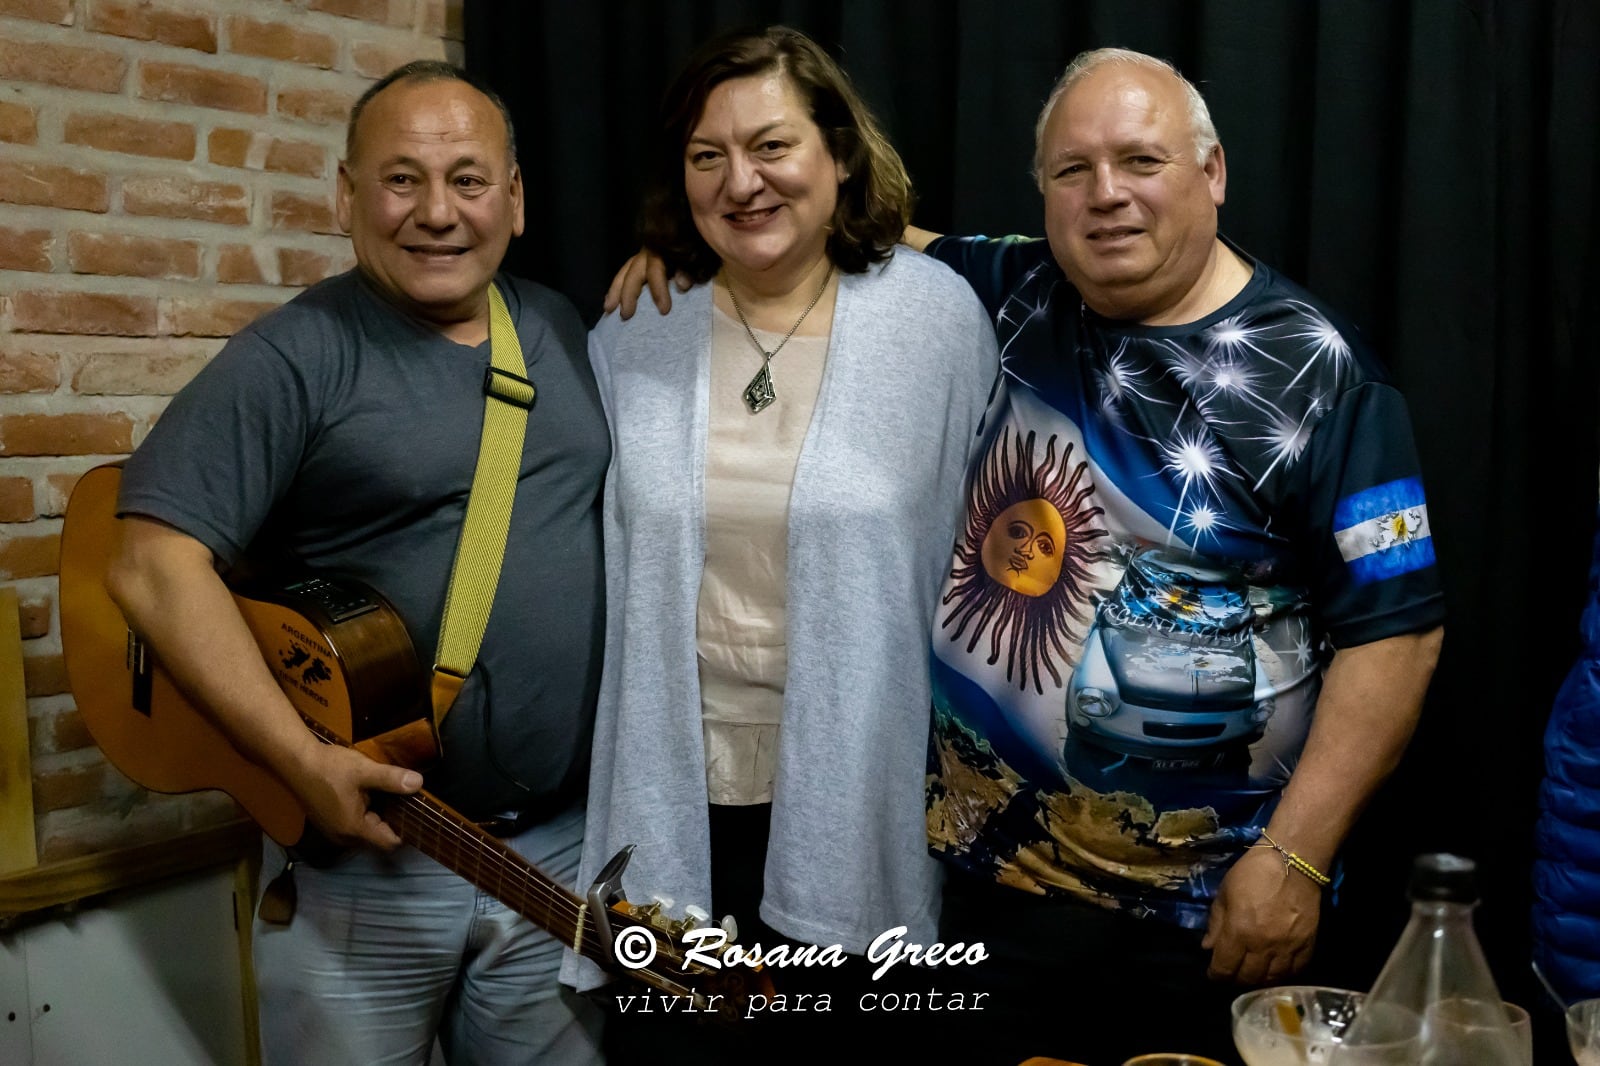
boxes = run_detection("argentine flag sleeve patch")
[1333,477,1436,586]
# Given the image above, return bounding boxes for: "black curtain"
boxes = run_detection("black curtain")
[467,0,1600,1054]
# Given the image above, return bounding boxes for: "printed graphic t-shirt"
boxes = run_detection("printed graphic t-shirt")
[925,235,1445,927]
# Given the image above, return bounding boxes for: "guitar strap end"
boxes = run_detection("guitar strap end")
[354,717,442,771]
[430,667,466,734]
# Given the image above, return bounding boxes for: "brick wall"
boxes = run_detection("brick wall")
[0,0,463,863]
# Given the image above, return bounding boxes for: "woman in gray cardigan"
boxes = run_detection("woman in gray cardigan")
[566,26,998,1059]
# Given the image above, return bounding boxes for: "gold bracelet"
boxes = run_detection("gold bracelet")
[1252,831,1333,888]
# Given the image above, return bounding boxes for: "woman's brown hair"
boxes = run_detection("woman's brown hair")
[638,25,913,283]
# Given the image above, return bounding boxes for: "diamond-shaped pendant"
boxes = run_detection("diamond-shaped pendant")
[742,362,775,414]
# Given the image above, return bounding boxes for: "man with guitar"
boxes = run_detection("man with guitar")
[105,61,609,1065]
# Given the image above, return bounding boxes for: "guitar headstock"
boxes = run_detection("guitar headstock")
[584,846,773,1025]
[604,896,775,1025]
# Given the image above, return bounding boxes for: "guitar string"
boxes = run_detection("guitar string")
[393,794,585,929]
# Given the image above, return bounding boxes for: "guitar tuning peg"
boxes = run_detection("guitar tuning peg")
[648,893,675,912]
[683,904,710,929]
[719,913,739,942]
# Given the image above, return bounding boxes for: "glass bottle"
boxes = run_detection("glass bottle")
[1336,852,1527,1065]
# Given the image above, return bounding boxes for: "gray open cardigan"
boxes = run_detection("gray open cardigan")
[565,249,998,989]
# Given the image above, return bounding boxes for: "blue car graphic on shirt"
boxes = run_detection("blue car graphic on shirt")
[1066,549,1278,759]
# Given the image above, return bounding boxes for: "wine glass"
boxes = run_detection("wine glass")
[1568,998,1600,1065]
[1231,986,1422,1065]
[1423,998,1531,1063]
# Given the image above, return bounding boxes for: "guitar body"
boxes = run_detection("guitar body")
[58,463,429,846]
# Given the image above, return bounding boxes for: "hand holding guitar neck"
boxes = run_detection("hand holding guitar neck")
[284,741,422,851]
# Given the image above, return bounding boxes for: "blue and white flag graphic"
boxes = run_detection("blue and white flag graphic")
[1333,477,1435,585]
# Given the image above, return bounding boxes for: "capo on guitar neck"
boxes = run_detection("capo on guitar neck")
[586,844,636,971]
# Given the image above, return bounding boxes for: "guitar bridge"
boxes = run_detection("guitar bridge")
[126,630,152,717]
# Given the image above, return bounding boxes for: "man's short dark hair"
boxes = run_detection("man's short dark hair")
[638,25,912,283]
[346,60,518,164]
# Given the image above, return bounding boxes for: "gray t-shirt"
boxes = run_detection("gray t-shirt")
[119,269,609,819]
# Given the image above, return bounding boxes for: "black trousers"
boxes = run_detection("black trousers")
[934,867,1271,1066]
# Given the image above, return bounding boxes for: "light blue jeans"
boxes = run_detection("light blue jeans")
[253,802,604,1066]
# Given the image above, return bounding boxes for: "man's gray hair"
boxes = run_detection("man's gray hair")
[1031,47,1219,189]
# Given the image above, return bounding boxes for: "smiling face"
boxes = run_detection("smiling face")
[337,77,523,344]
[1038,62,1225,322]
[683,71,845,290]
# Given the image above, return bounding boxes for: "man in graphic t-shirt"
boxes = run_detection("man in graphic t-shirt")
[906,47,1444,1065]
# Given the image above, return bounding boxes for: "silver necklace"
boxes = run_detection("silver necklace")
[725,263,834,414]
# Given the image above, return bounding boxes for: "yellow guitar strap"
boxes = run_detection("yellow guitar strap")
[430,283,535,729]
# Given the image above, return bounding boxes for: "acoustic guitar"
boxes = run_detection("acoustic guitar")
[57,462,759,1017]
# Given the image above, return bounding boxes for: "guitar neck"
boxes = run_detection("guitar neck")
[297,719,596,953]
[382,791,703,1001]
[296,721,709,1002]
[384,792,587,942]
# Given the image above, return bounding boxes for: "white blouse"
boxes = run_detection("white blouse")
[697,304,828,805]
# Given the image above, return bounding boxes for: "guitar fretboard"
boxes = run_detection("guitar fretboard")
[385,792,584,942]
[384,791,700,1000]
